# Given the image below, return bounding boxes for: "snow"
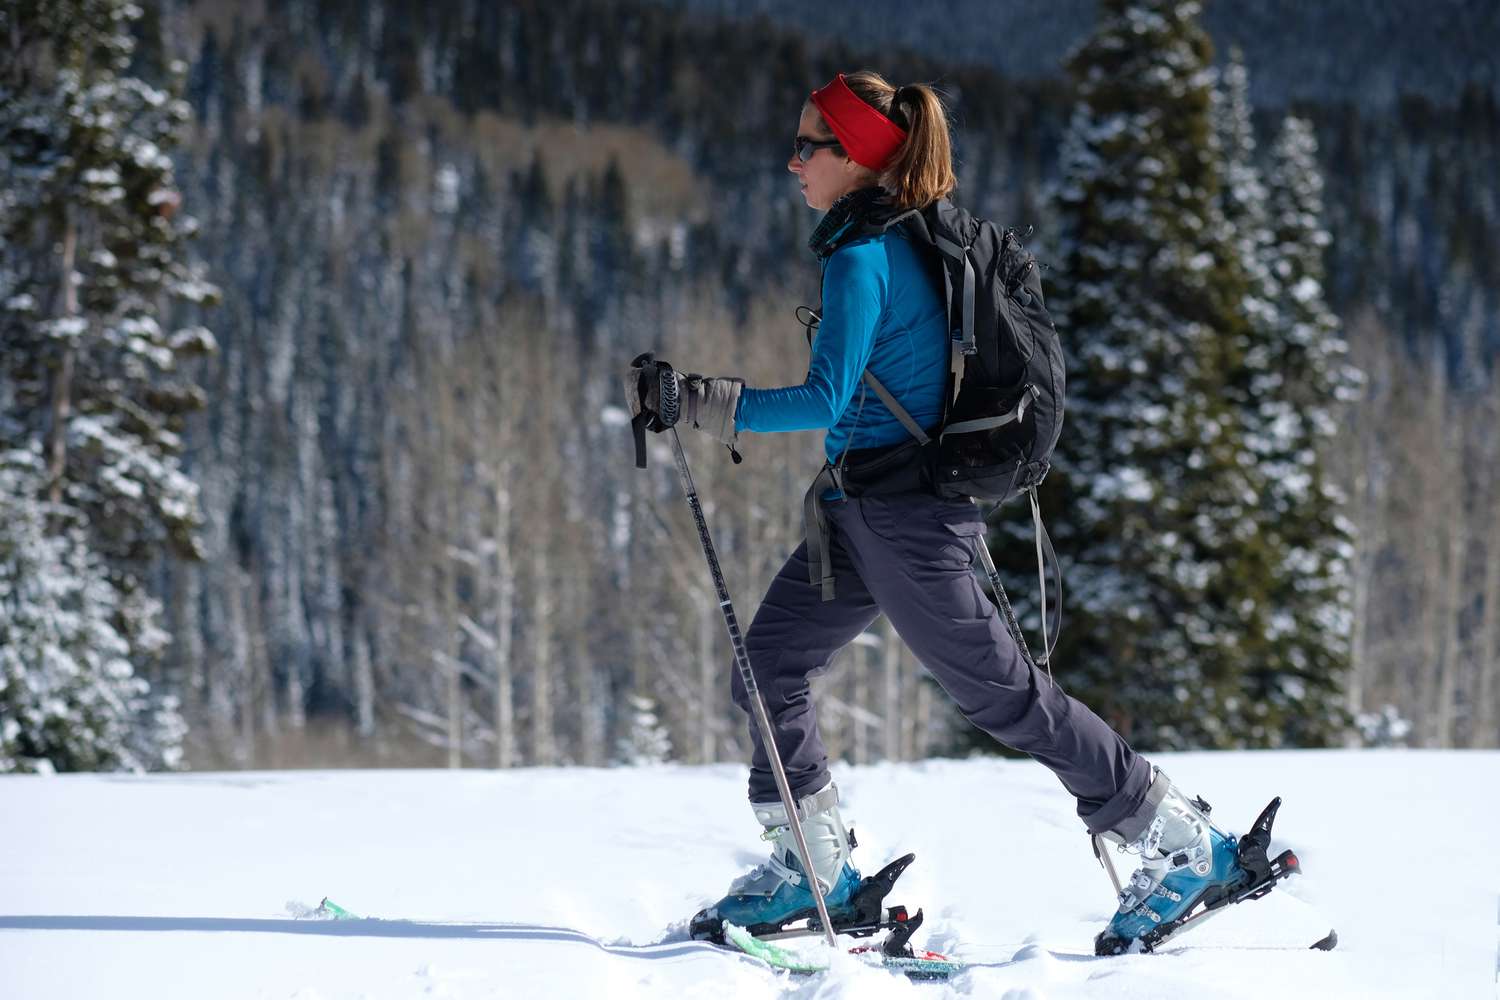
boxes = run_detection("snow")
[43,317,88,340]
[2,751,1497,999]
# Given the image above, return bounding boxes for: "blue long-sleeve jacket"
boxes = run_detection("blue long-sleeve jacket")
[735,230,948,463]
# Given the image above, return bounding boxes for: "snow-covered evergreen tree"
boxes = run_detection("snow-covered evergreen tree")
[1205,53,1358,745]
[1045,0,1268,749]
[0,0,213,767]
[615,694,672,766]
[1213,48,1273,323]
[1,0,217,556]
[0,449,184,773]
[1240,114,1359,745]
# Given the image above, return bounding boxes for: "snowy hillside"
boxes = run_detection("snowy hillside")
[4,751,1496,998]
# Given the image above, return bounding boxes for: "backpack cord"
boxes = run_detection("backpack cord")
[1029,487,1061,670]
[977,494,1063,686]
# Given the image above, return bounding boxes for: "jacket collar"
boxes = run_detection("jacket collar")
[807,186,904,260]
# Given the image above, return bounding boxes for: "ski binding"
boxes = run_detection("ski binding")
[1095,796,1328,955]
[690,852,920,943]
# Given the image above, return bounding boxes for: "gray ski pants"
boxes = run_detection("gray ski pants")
[731,491,1161,841]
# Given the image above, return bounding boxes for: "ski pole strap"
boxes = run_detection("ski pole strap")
[803,462,841,602]
[630,359,655,469]
[632,411,650,469]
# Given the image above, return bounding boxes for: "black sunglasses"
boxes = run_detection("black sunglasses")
[794,135,843,162]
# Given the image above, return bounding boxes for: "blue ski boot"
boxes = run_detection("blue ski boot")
[689,781,863,941]
[1094,777,1250,955]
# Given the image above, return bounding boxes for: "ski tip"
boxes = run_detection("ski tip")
[315,898,359,920]
[1310,929,1338,952]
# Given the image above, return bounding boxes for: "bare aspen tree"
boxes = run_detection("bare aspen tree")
[492,459,517,767]
[1474,386,1500,748]
[697,592,716,763]
[567,543,606,766]
[530,525,558,766]
[852,633,871,765]
[438,364,463,768]
[625,480,652,714]
[814,660,846,765]
[901,646,919,762]
[1413,356,1449,746]
[655,461,728,763]
[249,570,275,754]
[1340,311,1388,743]
[1432,409,1466,748]
[476,308,523,769]
[351,619,376,738]
[882,616,902,761]
[1478,436,1500,748]
[918,673,935,760]
[579,621,607,766]
[226,566,253,765]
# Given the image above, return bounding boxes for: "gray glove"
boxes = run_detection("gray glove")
[680,373,743,449]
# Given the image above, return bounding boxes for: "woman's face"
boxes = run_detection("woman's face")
[788,103,869,212]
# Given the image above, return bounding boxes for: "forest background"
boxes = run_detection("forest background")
[2,0,1497,772]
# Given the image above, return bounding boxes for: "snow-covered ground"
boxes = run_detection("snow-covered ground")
[3,750,1496,999]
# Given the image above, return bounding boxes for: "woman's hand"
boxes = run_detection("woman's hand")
[624,354,741,448]
[679,372,742,448]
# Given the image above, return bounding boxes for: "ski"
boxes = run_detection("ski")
[722,920,964,981]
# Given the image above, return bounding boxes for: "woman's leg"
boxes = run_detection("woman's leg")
[734,532,881,804]
[830,494,1162,841]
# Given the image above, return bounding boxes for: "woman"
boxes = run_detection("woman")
[629,71,1249,955]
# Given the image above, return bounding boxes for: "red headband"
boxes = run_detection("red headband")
[809,74,907,171]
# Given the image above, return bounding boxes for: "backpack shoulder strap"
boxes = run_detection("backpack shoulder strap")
[861,370,930,445]
[907,201,979,358]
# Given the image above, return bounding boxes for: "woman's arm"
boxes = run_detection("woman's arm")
[735,240,888,433]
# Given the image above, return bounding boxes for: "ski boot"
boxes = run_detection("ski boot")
[690,780,863,941]
[1094,774,1302,955]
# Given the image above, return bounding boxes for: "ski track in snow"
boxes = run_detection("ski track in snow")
[2,750,1497,998]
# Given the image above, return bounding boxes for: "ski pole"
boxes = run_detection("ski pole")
[652,420,841,951]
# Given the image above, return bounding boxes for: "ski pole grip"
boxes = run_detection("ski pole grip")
[657,364,680,427]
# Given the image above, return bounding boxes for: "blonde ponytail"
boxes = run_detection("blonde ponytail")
[832,70,957,210]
